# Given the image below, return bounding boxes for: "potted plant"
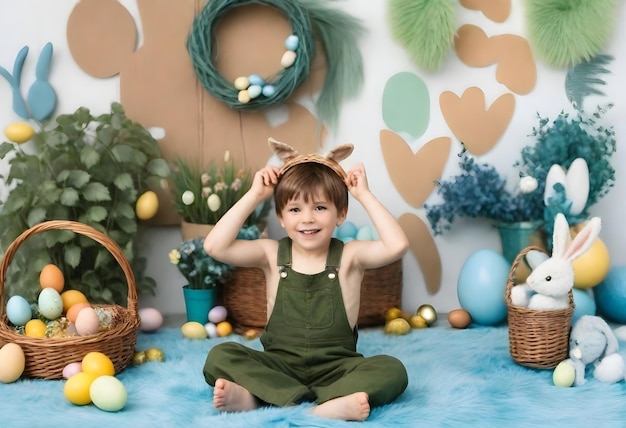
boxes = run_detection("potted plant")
[0,102,170,305]
[169,237,233,323]
[425,105,616,261]
[170,151,270,240]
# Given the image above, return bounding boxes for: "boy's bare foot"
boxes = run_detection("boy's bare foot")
[213,378,259,412]
[310,392,370,421]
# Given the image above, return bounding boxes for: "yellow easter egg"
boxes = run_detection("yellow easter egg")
[216,321,233,337]
[61,289,89,314]
[181,321,208,339]
[135,190,159,220]
[25,319,47,338]
[64,371,98,405]
[572,236,610,289]
[0,343,26,383]
[4,122,35,143]
[82,351,115,377]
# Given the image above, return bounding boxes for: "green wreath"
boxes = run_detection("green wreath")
[187,0,365,127]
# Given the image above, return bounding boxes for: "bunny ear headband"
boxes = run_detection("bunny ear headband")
[268,137,354,180]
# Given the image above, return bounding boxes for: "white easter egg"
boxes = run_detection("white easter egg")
[181,190,195,205]
[280,50,297,68]
[207,193,221,212]
[38,288,64,320]
[248,84,262,99]
[204,322,218,338]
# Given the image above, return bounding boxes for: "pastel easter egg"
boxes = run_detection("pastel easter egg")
[280,50,297,68]
[0,343,25,383]
[38,288,64,320]
[262,85,276,97]
[234,76,249,90]
[6,295,32,326]
[238,90,251,104]
[248,85,262,99]
[284,34,299,51]
[248,74,265,86]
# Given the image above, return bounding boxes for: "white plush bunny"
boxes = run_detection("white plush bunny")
[510,213,601,310]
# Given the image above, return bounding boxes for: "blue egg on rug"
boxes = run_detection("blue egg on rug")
[594,266,626,323]
[572,288,596,322]
[457,249,510,326]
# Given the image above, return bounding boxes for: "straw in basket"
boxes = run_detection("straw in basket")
[224,258,403,331]
[0,221,140,379]
[505,246,574,369]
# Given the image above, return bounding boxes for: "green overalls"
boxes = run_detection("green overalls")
[203,238,408,407]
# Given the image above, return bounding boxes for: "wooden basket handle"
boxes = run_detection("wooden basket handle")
[0,220,138,316]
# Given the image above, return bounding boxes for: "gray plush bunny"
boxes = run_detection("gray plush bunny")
[565,315,625,385]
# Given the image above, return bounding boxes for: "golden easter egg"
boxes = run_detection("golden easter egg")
[135,190,159,220]
[4,122,35,143]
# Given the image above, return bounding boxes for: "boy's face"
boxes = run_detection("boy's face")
[278,188,347,249]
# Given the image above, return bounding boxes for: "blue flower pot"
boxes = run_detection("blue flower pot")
[495,220,544,264]
[182,285,215,324]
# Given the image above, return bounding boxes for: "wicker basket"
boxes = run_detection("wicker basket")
[0,221,140,379]
[505,245,574,369]
[224,259,403,331]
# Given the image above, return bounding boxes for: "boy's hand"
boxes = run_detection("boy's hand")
[252,165,280,200]
[346,163,370,200]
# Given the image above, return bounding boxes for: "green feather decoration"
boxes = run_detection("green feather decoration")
[300,0,366,129]
[388,0,456,71]
[525,0,619,68]
[565,54,613,111]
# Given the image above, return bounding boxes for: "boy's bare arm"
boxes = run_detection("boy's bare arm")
[203,165,279,267]
[345,163,409,270]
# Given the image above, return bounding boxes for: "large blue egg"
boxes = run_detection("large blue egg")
[457,249,510,325]
[336,221,358,241]
[572,288,596,322]
[594,266,626,323]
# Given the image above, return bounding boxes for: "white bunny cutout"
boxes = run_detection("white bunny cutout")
[510,213,602,310]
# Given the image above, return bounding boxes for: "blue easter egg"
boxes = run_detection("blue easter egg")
[262,85,276,97]
[457,249,510,326]
[285,34,299,51]
[356,225,378,241]
[594,266,626,323]
[248,74,265,86]
[572,288,596,323]
[336,221,358,241]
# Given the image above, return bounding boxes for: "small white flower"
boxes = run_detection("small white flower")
[182,190,195,205]
[519,176,538,193]
[207,194,221,212]
[224,150,231,163]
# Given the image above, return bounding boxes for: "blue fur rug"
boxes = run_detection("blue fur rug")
[2,323,626,427]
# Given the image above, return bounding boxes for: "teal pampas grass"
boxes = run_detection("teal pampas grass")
[526,0,619,68]
[388,0,456,71]
[300,0,365,129]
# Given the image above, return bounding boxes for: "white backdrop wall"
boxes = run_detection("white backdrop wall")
[1,0,625,315]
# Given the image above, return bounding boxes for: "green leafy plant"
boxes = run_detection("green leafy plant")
[168,238,232,290]
[0,102,170,304]
[425,105,616,236]
[170,152,269,227]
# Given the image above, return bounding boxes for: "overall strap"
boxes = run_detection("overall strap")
[277,237,292,267]
[326,238,343,270]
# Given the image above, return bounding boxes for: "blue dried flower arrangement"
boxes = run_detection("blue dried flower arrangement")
[425,104,616,237]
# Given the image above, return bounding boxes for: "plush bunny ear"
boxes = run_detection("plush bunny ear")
[566,158,590,216]
[563,216,601,262]
[325,144,354,163]
[268,137,298,163]
[551,213,572,258]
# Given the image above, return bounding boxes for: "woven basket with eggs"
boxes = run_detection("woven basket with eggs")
[0,221,140,379]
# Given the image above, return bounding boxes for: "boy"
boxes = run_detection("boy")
[203,139,409,421]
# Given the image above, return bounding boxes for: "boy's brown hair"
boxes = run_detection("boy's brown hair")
[274,163,348,215]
